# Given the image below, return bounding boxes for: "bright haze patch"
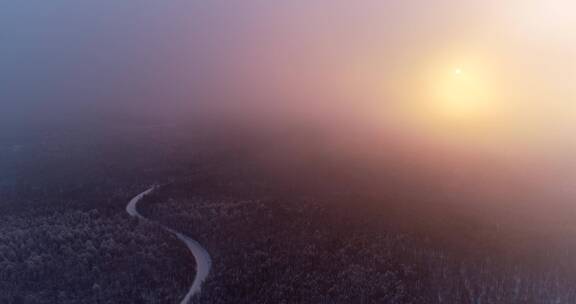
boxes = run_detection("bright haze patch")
[421,59,497,123]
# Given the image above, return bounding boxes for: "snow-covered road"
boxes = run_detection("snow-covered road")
[126,186,212,304]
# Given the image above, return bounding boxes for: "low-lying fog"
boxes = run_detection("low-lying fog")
[2,0,576,243]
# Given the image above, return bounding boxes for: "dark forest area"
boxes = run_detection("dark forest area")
[138,147,576,304]
[0,125,201,303]
[2,124,576,303]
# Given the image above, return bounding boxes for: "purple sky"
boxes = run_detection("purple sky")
[1,0,575,138]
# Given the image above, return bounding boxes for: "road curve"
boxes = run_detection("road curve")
[127,186,212,304]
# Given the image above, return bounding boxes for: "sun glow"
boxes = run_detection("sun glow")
[433,68,490,118]
[420,56,499,124]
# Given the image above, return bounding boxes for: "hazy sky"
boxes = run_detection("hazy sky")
[1,0,191,124]
[1,0,575,140]
[3,1,576,212]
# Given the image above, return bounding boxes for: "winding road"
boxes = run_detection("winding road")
[127,186,212,304]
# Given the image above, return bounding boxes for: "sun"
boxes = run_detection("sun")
[393,50,503,135]
[423,61,497,122]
